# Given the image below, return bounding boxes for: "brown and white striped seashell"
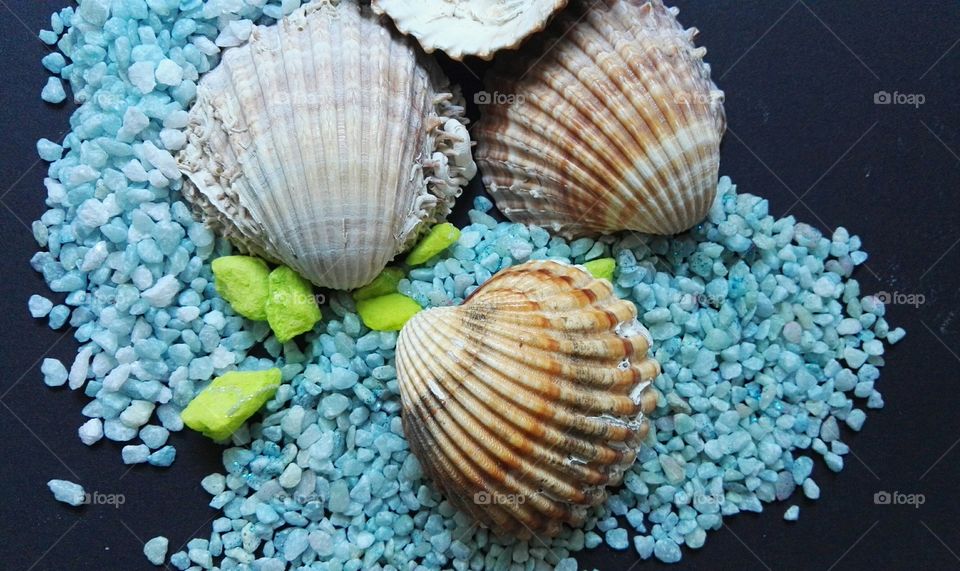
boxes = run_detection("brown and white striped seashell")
[396,260,660,538]
[178,1,476,290]
[371,0,568,61]
[475,0,726,238]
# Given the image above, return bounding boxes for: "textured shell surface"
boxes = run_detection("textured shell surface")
[396,260,660,538]
[475,0,726,238]
[178,1,477,290]
[371,0,568,61]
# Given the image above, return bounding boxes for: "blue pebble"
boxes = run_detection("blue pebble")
[41,358,68,387]
[148,445,176,467]
[653,538,682,563]
[605,528,629,550]
[47,479,86,506]
[41,77,67,103]
[143,536,168,566]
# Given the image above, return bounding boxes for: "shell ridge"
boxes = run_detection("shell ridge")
[406,311,634,471]
[397,261,658,537]
[402,318,614,528]
[179,1,475,289]
[474,0,725,237]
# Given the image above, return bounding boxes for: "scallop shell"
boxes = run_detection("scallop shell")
[178,1,477,290]
[474,0,726,238]
[371,0,568,61]
[396,260,660,538]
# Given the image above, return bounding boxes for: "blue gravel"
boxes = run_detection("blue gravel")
[143,536,169,566]
[47,479,85,506]
[31,1,904,569]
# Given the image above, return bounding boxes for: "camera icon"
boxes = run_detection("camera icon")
[474,91,492,105]
[874,491,892,505]
[874,91,891,105]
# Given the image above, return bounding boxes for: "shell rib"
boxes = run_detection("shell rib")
[474,0,726,238]
[371,0,568,61]
[396,260,660,538]
[178,1,477,290]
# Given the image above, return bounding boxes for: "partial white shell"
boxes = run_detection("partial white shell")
[178,1,476,290]
[372,0,568,60]
[475,0,726,238]
[397,260,660,538]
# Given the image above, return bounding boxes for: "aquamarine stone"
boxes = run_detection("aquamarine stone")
[41,77,67,103]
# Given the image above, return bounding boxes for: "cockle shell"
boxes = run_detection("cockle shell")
[475,0,726,238]
[371,0,568,61]
[178,1,477,290]
[396,260,660,538]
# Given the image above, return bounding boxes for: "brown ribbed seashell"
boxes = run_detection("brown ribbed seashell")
[475,0,726,238]
[396,260,660,538]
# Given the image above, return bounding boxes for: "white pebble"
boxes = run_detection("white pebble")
[120,400,156,428]
[119,107,150,140]
[68,346,93,390]
[155,59,183,86]
[141,275,181,307]
[103,363,131,391]
[122,159,150,182]
[159,128,186,150]
[76,198,110,229]
[78,418,104,445]
[141,141,180,180]
[128,61,157,94]
[80,241,110,272]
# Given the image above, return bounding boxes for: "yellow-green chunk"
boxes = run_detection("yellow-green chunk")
[211,256,271,320]
[356,293,422,331]
[181,369,281,441]
[352,267,405,301]
[266,266,322,343]
[584,258,616,282]
[405,223,461,266]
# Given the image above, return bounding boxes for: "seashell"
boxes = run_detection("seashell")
[474,0,726,238]
[396,260,660,538]
[178,1,477,290]
[371,0,568,61]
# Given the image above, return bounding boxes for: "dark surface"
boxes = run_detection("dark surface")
[1,1,958,570]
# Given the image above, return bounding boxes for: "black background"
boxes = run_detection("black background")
[1,1,958,570]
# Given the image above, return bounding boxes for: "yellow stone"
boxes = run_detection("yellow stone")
[211,256,271,320]
[181,369,282,441]
[405,223,460,266]
[583,258,616,282]
[352,267,405,301]
[356,293,422,331]
[266,266,322,343]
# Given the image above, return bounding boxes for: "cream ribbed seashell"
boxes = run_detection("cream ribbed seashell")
[396,260,660,538]
[475,0,726,238]
[371,0,567,61]
[178,1,476,290]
